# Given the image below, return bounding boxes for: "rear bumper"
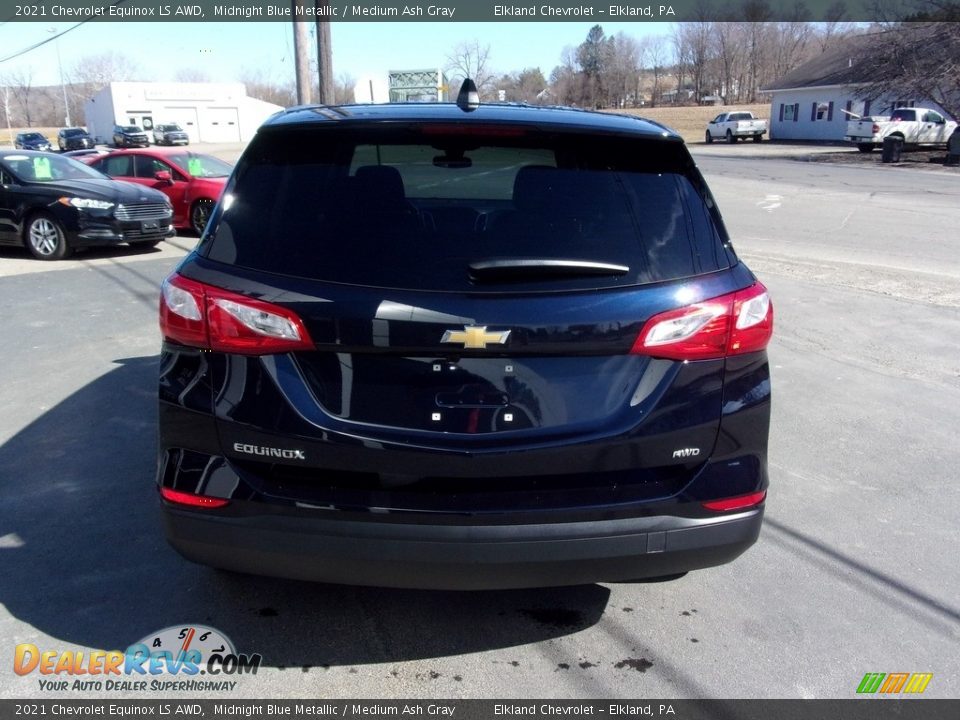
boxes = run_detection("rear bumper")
[162,504,763,590]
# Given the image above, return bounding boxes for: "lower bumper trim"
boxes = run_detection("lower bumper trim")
[162,506,763,590]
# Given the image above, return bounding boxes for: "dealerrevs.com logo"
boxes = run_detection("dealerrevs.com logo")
[14,625,262,693]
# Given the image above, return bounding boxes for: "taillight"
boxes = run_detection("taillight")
[160,487,230,508]
[159,272,314,355]
[702,490,766,512]
[872,123,880,133]
[631,282,773,361]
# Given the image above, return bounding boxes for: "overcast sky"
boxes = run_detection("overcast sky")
[0,21,672,88]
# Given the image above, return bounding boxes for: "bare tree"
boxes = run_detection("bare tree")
[173,68,211,83]
[240,68,297,107]
[333,72,355,105]
[445,41,495,98]
[606,33,642,107]
[818,2,857,51]
[66,52,149,125]
[69,52,146,90]
[8,68,34,128]
[852,22,960,119]
[0,78,14,142]
[645,35,669,107]
[770,21,815,87]
[549,46,585,106]
[673,22,714,103]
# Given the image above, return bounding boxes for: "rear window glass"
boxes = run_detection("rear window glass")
[890,109,916,121]
[167,153,232,178]
[204,126,730,292]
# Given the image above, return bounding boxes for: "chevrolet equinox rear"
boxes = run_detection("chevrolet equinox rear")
[157,95,773,590]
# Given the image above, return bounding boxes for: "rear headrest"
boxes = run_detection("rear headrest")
[512,165,563,213]
[354,165,407,209]
[512,165,619,217]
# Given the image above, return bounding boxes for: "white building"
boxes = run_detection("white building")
[761,39,952,142]
[84,82,283,145]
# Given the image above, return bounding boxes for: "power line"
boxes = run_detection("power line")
[0,0,128,65]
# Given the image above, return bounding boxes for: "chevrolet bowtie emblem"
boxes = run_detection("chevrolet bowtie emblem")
[441,325,511,349]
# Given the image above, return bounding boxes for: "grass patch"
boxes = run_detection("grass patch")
[604,104,771,143]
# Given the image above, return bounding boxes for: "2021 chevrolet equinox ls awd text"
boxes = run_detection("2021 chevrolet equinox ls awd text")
[157,89,773,590]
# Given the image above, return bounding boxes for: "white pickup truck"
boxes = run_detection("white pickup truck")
[845,107,957,152]
[705,111,768,144]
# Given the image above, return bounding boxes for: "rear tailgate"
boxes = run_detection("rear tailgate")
[191,121,754,506]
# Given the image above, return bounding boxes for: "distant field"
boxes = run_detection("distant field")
[606,104,771,143]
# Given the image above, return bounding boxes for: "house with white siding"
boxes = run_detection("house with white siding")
[761,37,952,142]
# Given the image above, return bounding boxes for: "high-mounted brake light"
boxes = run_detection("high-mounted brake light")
[420,124,527,137]
[631,282,773,361]
[160,487,230,508]
[159,273,314,355]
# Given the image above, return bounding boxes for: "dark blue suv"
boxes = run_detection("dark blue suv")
[157,93,773,589]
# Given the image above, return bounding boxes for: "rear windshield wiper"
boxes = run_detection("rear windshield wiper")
[469,258,630,283]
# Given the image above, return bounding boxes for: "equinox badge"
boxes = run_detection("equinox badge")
[441,325,511,350]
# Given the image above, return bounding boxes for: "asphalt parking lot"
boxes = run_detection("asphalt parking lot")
[1,150,958,700]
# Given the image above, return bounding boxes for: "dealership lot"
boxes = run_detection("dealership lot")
[1,153,958,699]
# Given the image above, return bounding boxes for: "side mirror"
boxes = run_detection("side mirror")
[155,171,173,184]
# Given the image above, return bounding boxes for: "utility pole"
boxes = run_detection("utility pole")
[48,27,71,126]
[292,0,312,105]
[315,0,334,104]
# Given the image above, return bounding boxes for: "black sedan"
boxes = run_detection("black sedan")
[57,127,94,151]
[0,150,174,260]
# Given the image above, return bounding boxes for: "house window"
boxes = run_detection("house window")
[811,101,834,121]
[783,103,797,122]
[846,100,869,118]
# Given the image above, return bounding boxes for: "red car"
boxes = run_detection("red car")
[85,149,232,235]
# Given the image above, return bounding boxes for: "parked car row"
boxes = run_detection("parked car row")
[0,141,230,258]
[12,122,192,153]
[0,150,175,260]
[82,148,230,235]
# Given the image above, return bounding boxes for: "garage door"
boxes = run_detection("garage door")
[162,107,201,144]
[199,107,240,143]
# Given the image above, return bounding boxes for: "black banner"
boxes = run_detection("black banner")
[1,700,959,720]
[1,0,954,23]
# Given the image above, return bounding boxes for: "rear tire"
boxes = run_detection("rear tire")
[25,213,72,260]
[705,130,713,144]
[752,135,762,143]
[190,199,214,236]
[726,130,735,144]
[857,144,874,153]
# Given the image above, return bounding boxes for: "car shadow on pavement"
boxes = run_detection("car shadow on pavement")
[0,355,610,668]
